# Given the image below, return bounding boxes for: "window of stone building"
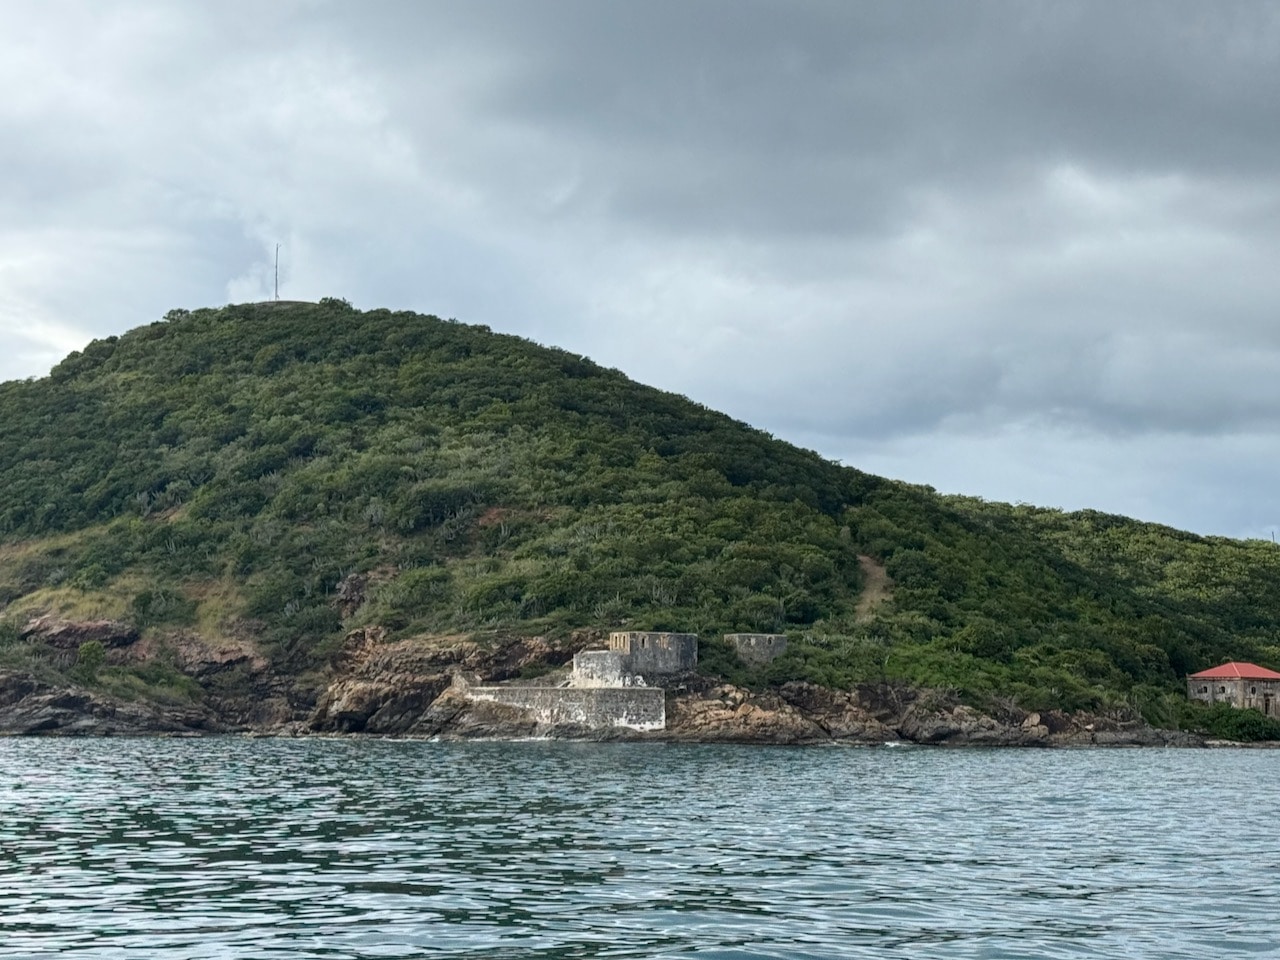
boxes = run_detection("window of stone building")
[1200,686,1208,693]
[1219,686,1227,694]
[1251,686,1258,695]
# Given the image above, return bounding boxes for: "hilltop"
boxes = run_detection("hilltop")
[1,300,1278,740]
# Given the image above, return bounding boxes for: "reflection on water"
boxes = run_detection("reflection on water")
[1,739,1277,959]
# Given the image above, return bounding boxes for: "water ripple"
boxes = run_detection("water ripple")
[1,740,1278,958]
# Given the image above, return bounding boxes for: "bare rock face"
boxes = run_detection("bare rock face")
[308,629,587,734]
[165,632,270,677]
[0,615,286,734]
[412,687,545,739]
[0,672,216,735]
[331,572,371,619]
[1045,713,1204,747]
[115,629,291,731]
[20,616,139,650]
[775,682,901,742]
[897,702,1030,745]
[330,568,397,619]
[666,683,828,743]
[309,628,456,733]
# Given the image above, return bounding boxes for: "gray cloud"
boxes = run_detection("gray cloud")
[1,0,1278,535]
[408,2,1280,231]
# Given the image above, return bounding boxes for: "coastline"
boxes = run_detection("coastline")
[0,627,1261,747]
[0,665,1219,747]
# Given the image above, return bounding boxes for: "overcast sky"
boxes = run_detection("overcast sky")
[2,1,1278,538]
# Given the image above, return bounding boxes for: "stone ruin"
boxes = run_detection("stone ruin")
[570,631,698,688]
[455,632,697,733]
[456,630,789,732]
[726,633,788,667]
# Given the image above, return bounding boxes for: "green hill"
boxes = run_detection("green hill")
[2,300,1278,732]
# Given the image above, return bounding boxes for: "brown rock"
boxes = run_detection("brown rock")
[777,681,900,742]
[332,572,370,619]
[0,671,217,735]
[20,616,138,650]
[167,632,269,677]
[666,683,827,743]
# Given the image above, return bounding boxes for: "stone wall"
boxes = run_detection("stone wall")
[463,683,664,731]
[607,632,697,677]
[1187,677,1280,716]
[726,633,788,666]
[570,650,629,688]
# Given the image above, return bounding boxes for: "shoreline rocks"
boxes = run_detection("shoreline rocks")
[0,623,1218,747]
[0,672,219,736]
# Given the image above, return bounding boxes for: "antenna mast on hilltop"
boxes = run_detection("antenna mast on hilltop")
[274,244,280,301]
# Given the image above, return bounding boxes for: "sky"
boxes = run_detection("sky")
[2,1,1278,539]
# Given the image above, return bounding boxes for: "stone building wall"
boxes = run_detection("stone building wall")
[1187,677,1280,716]
[463,684,665,731]
[607,632,697,677]
[570,650,630,688]
[726,633,788,667]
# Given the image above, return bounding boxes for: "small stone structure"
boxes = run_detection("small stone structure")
[569,650,636,688]
[726,633,788,667]
[568,632,697,689]
[606,632,698,678]
[1187,661,1280,717]
[455,631,698,733]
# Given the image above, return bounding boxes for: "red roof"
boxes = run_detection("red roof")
[1188,661,1280,681]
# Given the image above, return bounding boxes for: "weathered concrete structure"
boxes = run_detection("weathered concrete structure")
[569,650,638,688]
[727,633,788,667]
[1188,661,1280,717]
[570,632,697,688]
[607,632,697,678]
[458,676,665,731]
[453,631,697,733]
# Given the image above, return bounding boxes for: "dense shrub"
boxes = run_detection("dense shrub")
[1184,703,1280,742]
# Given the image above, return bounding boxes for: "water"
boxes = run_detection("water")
[1,740,1277,959]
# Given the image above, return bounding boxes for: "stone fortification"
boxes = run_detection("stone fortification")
[726,633,788,666]
[458,677,664,732]
[607,631,697,678]
[570,650,637,688]
[454,631,695,733]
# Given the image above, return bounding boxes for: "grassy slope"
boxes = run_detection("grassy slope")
[0,300,1277,729]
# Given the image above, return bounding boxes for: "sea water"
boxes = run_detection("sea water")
[1,738,1276,959]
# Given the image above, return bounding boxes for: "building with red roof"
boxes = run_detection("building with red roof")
[1187,662,1280,716]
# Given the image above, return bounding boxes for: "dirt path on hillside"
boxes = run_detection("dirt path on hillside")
[855,554,892,622]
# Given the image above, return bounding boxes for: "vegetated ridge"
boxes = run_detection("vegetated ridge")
[1,300,1277,742]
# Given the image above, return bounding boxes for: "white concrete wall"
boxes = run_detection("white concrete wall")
[465,685,665,731]
[569,650,627,688]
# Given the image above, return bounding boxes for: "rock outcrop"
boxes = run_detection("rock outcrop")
[20,616,139,650]
[775,681,902,742]
[667,684,825,743]
[0,672,217,736]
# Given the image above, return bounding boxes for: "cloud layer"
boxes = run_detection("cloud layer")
[2,0,1278,536]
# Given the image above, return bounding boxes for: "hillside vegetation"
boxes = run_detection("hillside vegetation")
[1,300,1278,730]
